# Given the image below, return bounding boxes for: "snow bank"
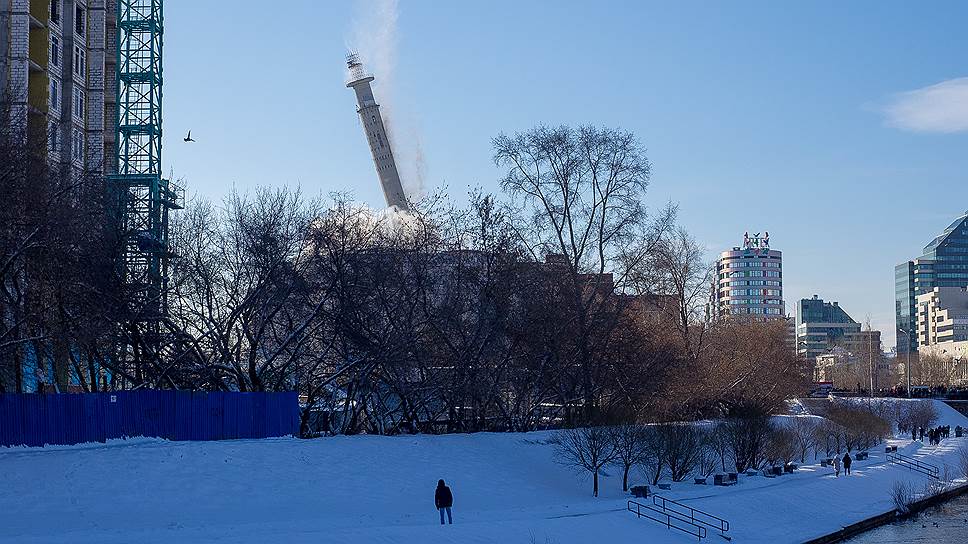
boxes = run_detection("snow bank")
[2,400,966,543]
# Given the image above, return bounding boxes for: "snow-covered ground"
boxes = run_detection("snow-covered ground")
[2,400,967,544]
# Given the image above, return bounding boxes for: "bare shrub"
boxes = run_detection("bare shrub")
[660,424,705,481]
[550,427,619,497]
[765,427,797,468]
[891,480,915,514]
[789,417,820,463]
[722,405,774,472]
[707,423,731,472]
[698,431,721,478]
[960,447,968,480]
[825,401,891,452]
[640,426,668,485]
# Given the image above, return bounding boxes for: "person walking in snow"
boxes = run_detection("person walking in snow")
[833,455,840,477]
[843,452,852,476]
[435,479,454,525]
[919,427,924,442]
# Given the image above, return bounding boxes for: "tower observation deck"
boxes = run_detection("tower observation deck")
[345,53,409,211]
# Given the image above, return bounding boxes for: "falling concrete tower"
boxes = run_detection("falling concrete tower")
[345,53,409,210]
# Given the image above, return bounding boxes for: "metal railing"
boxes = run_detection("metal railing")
[653,494,730,535]
[627,500,707,541]
[887,451,940,479]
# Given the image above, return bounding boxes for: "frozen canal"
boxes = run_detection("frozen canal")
[846,493,968,543]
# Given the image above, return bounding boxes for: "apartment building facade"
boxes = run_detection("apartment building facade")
[0,0,116,173]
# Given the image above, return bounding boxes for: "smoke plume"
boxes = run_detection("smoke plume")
[349,0,426,200]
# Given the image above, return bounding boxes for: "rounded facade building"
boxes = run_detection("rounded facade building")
[715,233,784,319]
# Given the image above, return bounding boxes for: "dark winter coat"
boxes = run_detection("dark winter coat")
[842,453,852,467]
[435,484,454,509]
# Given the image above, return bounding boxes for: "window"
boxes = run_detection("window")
[49,78,59,110]
[73,45,85,77]
[51,35,60,67]
[73,87,84,120]
[50,0,60,24]
[75,4,85,36]
[72,128,84,162]
[49,125,60,152]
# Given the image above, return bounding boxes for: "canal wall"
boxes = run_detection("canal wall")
[802,482,968,544]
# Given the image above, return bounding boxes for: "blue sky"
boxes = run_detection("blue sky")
[161,0,968,348]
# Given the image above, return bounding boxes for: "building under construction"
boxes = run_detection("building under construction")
[0,0,115,173]
[1,0,180,389]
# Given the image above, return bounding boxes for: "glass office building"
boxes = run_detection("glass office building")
[796,296,858,359]
[896,211,968,354]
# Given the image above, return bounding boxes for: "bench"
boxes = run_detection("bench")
[630,485,650,498]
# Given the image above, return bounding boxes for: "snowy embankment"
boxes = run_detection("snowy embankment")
[1,400,967,544]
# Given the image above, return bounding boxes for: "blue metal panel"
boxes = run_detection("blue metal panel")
[84,394,102,443]
[66,394,84,445]
[160,389,175,439]
[1,390,300,447]
[223,392,239,440]
[174,390,192,441]
[103,391,122,440]
[253,393,267,438]
[190,392,205,441]
[119,391,135,438]
[285,391,300,436]
[28,394,45,447]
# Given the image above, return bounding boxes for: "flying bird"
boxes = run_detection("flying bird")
[184,130,195,143]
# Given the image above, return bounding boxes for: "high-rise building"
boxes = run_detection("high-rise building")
[795,295,881,360]
[895,211,968,354]
[915,287,968,347]
[713,232,784,319]
[0,0,116,174]
[345,52,409,211]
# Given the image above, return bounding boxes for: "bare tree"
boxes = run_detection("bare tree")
[0,98,118,393]
[695,319,809,417]
[609,424,649,491]
[494,125,675,422]
[641,227,713,361]
[550,426,619,497]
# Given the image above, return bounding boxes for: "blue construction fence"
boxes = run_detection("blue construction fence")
[0,390,300,448]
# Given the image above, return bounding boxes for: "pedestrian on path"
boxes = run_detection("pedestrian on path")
[435,479,454,525]
[833,455,840,477]
[843,453,852,476]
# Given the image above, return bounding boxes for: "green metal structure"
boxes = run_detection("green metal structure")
[109,0,182,324]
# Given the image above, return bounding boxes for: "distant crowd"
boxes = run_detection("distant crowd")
[835,385,968,400]
[914,425,954,445]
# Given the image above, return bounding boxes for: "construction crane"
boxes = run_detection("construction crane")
[108,0,182,366]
